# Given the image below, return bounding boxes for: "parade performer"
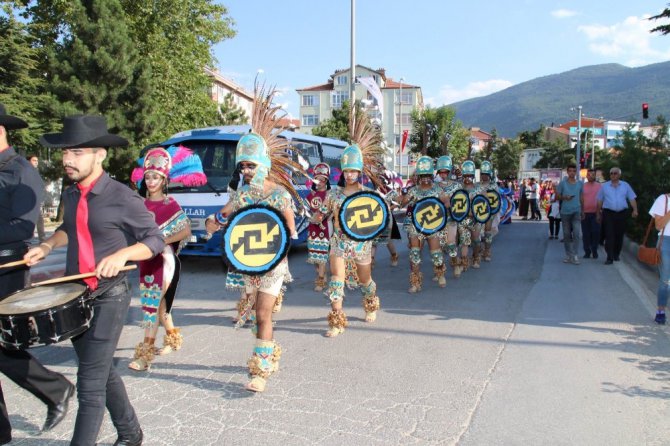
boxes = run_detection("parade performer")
[457,160,486,271]
[127,146,205,371]
[435,155,462,277]
[480,160,500,262]
[398,156,449,292]
[314,107,386,337]
[306,163,331,291]
[26,115,164,445]
[205,84,305,392]
[371,170,401,268]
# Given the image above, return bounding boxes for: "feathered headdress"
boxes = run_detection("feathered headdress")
[240,82,308,204]
[344,105,386,189]
[131,145,207,188]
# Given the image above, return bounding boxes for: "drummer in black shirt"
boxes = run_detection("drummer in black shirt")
[25,115,164,446]
[0,104,75,444]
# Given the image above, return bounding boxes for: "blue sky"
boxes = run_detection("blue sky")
[214,1,670,118]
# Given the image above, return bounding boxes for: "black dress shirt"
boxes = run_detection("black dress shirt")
[0,147,44,250]
[57,172,164,281]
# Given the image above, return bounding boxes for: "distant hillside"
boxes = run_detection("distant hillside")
[450,62,670,137]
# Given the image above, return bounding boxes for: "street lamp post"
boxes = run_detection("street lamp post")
[398,77,404,179]
[576,105,582,170]
[350,0,356,114]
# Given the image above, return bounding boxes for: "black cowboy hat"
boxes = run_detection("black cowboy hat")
[40,115,128,148]
[0,103,28,130]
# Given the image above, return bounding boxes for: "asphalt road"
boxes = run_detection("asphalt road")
[4,218,669,445]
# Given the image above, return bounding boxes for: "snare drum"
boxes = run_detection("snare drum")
[0,283,93,350]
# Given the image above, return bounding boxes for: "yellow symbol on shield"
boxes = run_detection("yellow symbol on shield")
[487,190,499,209]
[452,196,467,213]
[230,222,279,267]
[474,202,490,220]
[346,196,383,229]
[415,205,444,230]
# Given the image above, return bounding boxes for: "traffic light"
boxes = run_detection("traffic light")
[642,103,649,119]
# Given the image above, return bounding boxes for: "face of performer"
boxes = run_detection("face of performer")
[463,175,474,187]
[418,174,433,188]
[238,161,257,184]
[315,175,328,191]
[144,171,166,197]
[481,173,490,183]
[342,169,359,185]
[437,170,450,181]
[62,147,106,186]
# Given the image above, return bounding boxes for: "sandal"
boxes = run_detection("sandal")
[128,342,155,371]
[325,326,345,337]
[245,376,267,392]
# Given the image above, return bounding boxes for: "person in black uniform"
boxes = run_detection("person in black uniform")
[26,115,164,446]
[0,104,75,444]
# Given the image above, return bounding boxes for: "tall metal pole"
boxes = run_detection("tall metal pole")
[576,106,582,171]
[591,119,596,169]
[350,0,356,114]
[399,80,403,178]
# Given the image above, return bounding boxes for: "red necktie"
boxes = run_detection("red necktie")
[76,181,98,290]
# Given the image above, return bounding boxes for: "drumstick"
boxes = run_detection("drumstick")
[0,259,28,269]
[31,265,137,287]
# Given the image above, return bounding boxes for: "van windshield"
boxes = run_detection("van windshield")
[168,140,237,193]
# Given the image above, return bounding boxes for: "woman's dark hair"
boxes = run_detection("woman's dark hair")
[311,177,331,191]
[337,174,345,187]
[228,164,242,191]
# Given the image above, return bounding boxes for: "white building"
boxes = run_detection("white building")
[204,67,253,122]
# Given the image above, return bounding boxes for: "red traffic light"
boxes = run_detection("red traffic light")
[642,102,649,119]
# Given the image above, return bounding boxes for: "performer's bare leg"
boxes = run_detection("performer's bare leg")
[246,290,281,392]
[325,255,347,337]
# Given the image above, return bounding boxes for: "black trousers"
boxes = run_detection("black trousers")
[70,279,140,446]
[548,217,561,236]
[0,250,72,440]
[602,209,628,260]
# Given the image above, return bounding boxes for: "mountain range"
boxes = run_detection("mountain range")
[449,61,670,137]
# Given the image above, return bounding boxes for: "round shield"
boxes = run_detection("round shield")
[471,194,492,224]
[221,204,290,275]
[449,189,471,223]
[411,197,448,236]
[486,189,502,215]
[337,191,390,242]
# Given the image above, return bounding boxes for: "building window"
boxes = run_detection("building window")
[331,91,349,109]
[336,75,347,85]
[395,113,411,125]
[395,91,412,105]
[302,115,319,126]
[302,95,318,107]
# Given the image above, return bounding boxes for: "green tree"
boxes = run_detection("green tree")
[600,118,670,242]
[533,140,573,168]
[650,3,670,35]
[44,0,160,183]
[120,0,236,140]
[491,138,524,179]
[0,4,52,154]
[408,105,469,161]
[218,92,247,125]
[311,100,351,141]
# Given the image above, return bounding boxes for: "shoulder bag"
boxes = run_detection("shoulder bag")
[637,195,668,266]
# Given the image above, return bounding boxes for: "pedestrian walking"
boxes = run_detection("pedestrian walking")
[548,193,561,239]
[649,192,670,324]
[556,164,584,264]
[581,168,602,258]
[596,167,638,264]
[27,154,47,242]
[0,104,75,444]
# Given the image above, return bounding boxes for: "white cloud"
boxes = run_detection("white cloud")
[428,79,514,106]
[578,15,670,66]
[551,9,577,19]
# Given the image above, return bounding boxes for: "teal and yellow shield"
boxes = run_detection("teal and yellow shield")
[337,191,390,241]
[221,204,290,275]
[411,197,447,236]
[449,189,470,222]
[486,189,502,215]
[472,194,492,224]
